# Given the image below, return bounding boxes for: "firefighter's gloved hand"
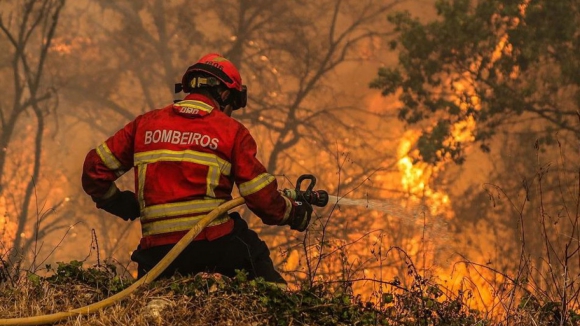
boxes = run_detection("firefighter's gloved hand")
[96,190,140,221]
[287,200,313,232]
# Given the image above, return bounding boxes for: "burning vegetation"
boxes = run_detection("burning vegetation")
[1,0,580,325]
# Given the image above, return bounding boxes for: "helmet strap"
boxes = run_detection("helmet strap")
[208,87,231,111]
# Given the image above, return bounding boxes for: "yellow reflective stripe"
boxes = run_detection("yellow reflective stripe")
[206,165,219,197]
[134,150,229,213]
[142,214,230,236]
[137,164,147,210]
[96,143,122,171]
[141,198,225,221]
[239,173,276,196]
[280,196,293,224]
[101,183,119,200]
[175,100,214,113]
[134,150,231,176]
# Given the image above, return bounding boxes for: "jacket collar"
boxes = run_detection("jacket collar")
[173,94,220,118]
[183,93,220,108]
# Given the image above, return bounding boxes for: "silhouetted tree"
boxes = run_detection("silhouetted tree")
[0,0,67,265]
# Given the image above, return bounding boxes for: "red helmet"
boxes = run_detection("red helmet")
[177,53,247,109]
[183,53,243,91]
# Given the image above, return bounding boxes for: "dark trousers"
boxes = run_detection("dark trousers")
[131,213,286,284]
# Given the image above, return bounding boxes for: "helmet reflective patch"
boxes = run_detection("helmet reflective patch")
[210,56,229,63]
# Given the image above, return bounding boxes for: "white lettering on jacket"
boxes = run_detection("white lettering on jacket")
[144,130,219,150]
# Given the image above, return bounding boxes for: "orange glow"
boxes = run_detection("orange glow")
[426,1,532,312]
[50,36,93,55]
[284,249,300,272]
[450,116,477,143]
[0,196,16,256]
[491,34,510,63]
[0,2,539,320]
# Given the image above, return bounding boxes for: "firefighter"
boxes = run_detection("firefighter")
[82,53,312,284]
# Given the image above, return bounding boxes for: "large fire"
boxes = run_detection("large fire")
[390,1,533,313]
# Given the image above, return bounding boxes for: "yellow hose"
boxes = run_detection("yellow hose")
[0,197,246,326]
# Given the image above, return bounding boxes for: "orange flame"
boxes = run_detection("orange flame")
[397,132,451,217]
[393,1,532,312]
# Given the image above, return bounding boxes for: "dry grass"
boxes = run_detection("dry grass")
[0,264,390,326]
[0,277,272,326]
[3,255,579,325]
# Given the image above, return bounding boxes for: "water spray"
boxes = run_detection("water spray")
[325,194,451,259]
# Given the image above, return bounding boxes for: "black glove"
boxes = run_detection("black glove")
[287,200,313,232]
[95,190,140,221]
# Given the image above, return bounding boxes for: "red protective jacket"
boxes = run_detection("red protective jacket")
[82,94,292,248]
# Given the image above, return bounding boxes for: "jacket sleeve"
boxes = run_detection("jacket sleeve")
[82,119,137,201]
[231,126,293,225]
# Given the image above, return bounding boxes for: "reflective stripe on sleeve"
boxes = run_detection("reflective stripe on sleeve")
[141,198,225,221]
[101,183,119,200]
[279,196,293,224]
[142,214,230,236]
[238,173,276,196]
[134,150,231,176]
[96,143,125,176]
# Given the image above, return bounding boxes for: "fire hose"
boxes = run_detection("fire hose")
[0,174,328,325]
[0,197,246,326]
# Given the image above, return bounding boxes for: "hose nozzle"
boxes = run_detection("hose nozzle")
[283,174,329,207]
